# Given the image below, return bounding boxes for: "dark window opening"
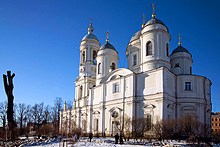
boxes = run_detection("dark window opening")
[82,51,85,63]
[110,63,116,71]
[146,41,152,56]
[79,86,83,98]
[98,63,101,74]
[166,43,169,57]
[93,51,97,65]
[174,63,181,68]
[133,54,137,66]
[185,82,192,91]
[145,114,152,131]
[94,118,98,131]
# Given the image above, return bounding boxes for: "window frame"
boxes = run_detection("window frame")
[185,82,192,91]
[82,51,85,63]
[94,118,99,131]
[145,114,152,131]
[110,62,116,71]
[93,50,97,65]
[82,119,86,131]
[79,85,83,99]
[113,83,120,93]
[166,43,169,57]
[146,41,153,56]
[98,63,101,74]
[133,54,137,66]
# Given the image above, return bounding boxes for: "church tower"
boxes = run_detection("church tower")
[170,35,193,75]
[126,4,171,73]
[140,5,171,72]
[75,21,100,107]
[96,32,119,85]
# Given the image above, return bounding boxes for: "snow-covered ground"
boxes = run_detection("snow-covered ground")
[16,137,220,147]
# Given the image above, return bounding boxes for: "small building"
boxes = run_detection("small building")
[212,112,220,133]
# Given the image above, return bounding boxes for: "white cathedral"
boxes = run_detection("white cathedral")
[59,8,212,137]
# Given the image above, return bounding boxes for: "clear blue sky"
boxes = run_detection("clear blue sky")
[0,0,220,111]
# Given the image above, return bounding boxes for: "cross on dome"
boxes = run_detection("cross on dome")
[90,18,93,25]
[106,31,110,43]
[178,34,182,46]
[88,18,94,34]
[152,3,156,18]
[142,13,146,28]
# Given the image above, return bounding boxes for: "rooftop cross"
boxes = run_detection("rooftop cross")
[152,3,156,18]
[178,34,182,46]
[88,18,94,34]
[106,31,109,43]
[142,13,146,28]
[89,18,93,26]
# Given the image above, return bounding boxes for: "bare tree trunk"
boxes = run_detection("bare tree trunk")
[3,71,16,141]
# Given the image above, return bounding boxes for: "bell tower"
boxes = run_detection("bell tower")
[140,4,171,72]
[75,21,100,107]
[96,32,119,85]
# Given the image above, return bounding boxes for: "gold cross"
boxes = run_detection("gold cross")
[178,34,182,46]
[106,31,109,42]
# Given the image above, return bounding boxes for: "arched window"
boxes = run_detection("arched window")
[79,85,83,99]
[82,120,86,131]
[146,41,152,56]
[82,51,85,63]
[133,54,137,66]
[145,114,152,131]
[93,51,97,65]
[110,63,116,71]
[94,118,99,131]
[98,63,101,74]
[166,43,169,57]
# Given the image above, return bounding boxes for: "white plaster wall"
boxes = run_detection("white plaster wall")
[170,52,192,75]
[93,85,102,105]
[96,49,118,85]
[127,41,141,73]
[143,69,163,95]
[141,23,171,72]
[163,68,176,96]
[176,75,212,127]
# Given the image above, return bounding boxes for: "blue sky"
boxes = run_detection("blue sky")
[0,0,220,111]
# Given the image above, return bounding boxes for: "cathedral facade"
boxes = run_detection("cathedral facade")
[59,10,212,137]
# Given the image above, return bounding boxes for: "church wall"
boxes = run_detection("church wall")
[143,68,163,95]
[106,78,122,100]
[176,75,208,98]
[96,49,118,85]
[175,75,212,134]
[162,68,176,120]
[104,96,135,136]
[139,68,166,123]
[93,85,102,105]
[105,102,123,135]
[127,42,141,73]
[170,52,192,75]
[105,75,134,101]
[163,68,176,96]
[141,25,170,72]
[125,76,135,97]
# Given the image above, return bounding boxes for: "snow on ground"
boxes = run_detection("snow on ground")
[22,137,157,147]
[74,137,149,147]
[20,137,220,147]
